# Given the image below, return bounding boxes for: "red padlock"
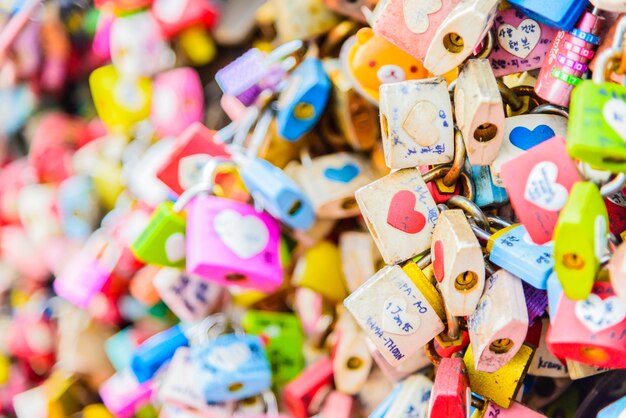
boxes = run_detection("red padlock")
[283,357,334,418]
[428,357,470,418]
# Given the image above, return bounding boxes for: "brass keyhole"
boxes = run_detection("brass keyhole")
[225,273,247,282]
[443,32,465,54]
[490,338,514,354]
[581,346,609,363]
[473,123,498,143]
[346,356,363,370]
[341,198,358,210]
[288,200,302,216]
[294,103,315,120]
[380,114,390,139]
[228,382,244,392]
[603,156,626,164]
[562,253,585,270]
[454,271,478,292]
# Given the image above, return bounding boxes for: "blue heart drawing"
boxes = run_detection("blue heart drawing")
[509,125,556,151]
[324,163,360,183]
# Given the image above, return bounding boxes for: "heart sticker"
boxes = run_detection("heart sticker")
[603,98,626,142]
[403,0,442,34]
[524,161,569,212]
[509,125,555,151]
[575,294,626,333]
[403,100,440,147]
[214,209,269,259]
[165,232,185,263]
[324,163,360,183]
[178,154,211,190]
[386,190,426,234]
[433,240,445,283]
[382,295,420,335]
[497,19,542,59]
[153,0,188,24]
[206,343,251,371]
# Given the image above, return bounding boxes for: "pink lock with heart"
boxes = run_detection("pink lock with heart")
[185,195,283,293]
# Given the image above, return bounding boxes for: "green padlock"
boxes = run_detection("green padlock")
[568,80,626,172]
[241,310,305,386]
[553,182,609,301]
[130,202,186,268]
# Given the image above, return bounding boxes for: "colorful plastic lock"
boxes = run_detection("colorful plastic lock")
[428,357,470,418]
[507,0,589,30]
[130,324,189,383]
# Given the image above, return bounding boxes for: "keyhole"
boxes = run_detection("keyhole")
[341,198,358,210]
[489,338,514,354]
[288,200,302,216]
[562,253,585,270]
[346,356,363,369]
[454,271,478,292]
[473,123,498,143]
[443,32,465,54]
[380,114,390,140]
[294,103,315,120]
[581,346,609,363]
[225,273,247,282]
[228,382,244,392]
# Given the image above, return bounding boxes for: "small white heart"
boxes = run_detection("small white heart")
[403,0,442,34]
[603,98,626,142]
[497,19,542,59]
[213,209,269,259]
[575,293,626,332]
[153,0,188,24]
[206,343,251,372]
[524,161,569,212]
[165,232,186,263]
[381,295,420,335]
[178,154,211,191]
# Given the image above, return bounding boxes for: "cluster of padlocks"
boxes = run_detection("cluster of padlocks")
[2,0,626,417]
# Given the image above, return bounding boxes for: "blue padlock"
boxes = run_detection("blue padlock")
[236,155,315,230]
[105,328,142,372]
[487,224,554,290]
[130,324,189,383]
[598,395,626,418]
[58,176,100,240]
[507,0,589,30]
[546,272,563,325]
[190,333,272,402]
[471,165,508,208]
[276,57,331,142]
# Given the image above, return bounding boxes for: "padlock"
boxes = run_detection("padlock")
[379,77,454,168]
[403,259,447,322]
[151,68,204,138]
[339,231,381,293]
[276,57,331,142]
[157,347,206,411]
[486,224,554,290]
[331,310,372,395]
[236,155,315,231]
[471,165,508,207]
[355,167,439,265]
[109,11,173,78]
[58,176,100,241]
[53,231,121,308]
[130,324,190,383]
[547,281,626,368]
[421,164,463,204]
[423,0,500,75]
[428,357,470,418]
[318,391,354,418]
[323,0,377,21]
[153,268,225,322]
[590,0,626,11]
[241,310,305,386]
[568,81,626,173]
[185,195,283,293]
[150,0,219,38]
[527,318,568,377]
[454,59,505,165]
[156,122,230,196]
[464,343,535,408]
[500,135,581,244]
[598,395,626,418]
[490,113,568,187]
[292,241,347,302]
[384,374,433,418]
[130,201,186,268]
[553,182,609,301]
[99,369,152,418]
[468,269,529,373]
[89,65,152,134]
[129,265,162,307]
[479,401,547,417]
[432,209,486,316]
[344,265,445,366]
[271,0,340,42]
[507,0,589,31]
[178,25,217,66]
[283,356,334,418]
[488,7,557,78]
[534,11,603,107]
[342,27,439,104]
[609,242,626,307]
[366,338,431,382]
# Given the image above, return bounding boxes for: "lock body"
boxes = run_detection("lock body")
[185,195,283,293]
[332,311,372,395]
[283,357,334,418]
[292,241,348,302]
[506,0,589,30]
[272,0,340,42]
[379,78,454,168]
[130,324,189,383]
[472,165,508,207]
[99,369,152,418]
[428,357,470,418]
[355,168,439,265]
[527,318,568,378]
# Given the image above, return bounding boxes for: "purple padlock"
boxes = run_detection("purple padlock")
[185,195,283,292]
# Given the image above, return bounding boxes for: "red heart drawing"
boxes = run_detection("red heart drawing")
[433,240,445,283]
[386,190,426,234]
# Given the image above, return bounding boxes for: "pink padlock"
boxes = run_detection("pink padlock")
[99,369,153,418]
[185,195,283,293]
[151,68,205,138]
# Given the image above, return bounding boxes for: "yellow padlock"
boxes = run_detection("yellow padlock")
[83,404,115,418]
[179,25,216,66]
[292,240,348,302]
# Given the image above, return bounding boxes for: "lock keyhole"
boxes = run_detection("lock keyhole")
[346,356,363,369]
[473,123,498,143]
[581,346,609,363]
[443,32,464,54]
[380,114,390,139]
[225,273,247,282]
[294,103,315,120]
[454,271,478,292]
[562,253,585,270]
[489,338,514,354]
[341,198,358,210]
[228,382,244,392]
[288,200,303,216]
